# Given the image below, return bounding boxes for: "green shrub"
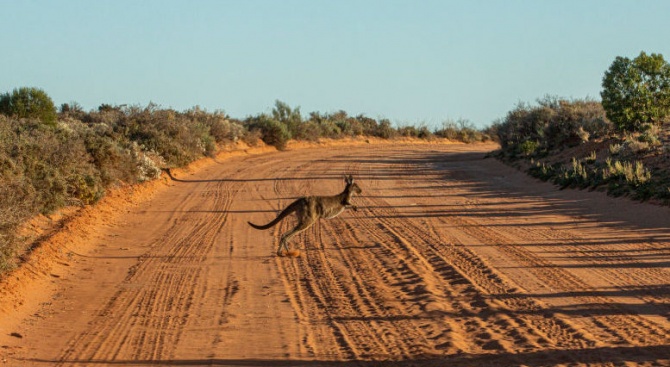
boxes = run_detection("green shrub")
[601,52,670,132]
[61,119,139,186]
[517,140,539,156]
[398,125,420,137]
[272,100,302,138]
[0,87,57,125]
[294,121,322,142]
[375,119,396,139]
[396,124,432,139]
[336,118,364,137]
[246,114,291,150]
[356,115,382,136]
[317,119,342,138]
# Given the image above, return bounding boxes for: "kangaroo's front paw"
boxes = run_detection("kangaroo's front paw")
[351,205,358,212]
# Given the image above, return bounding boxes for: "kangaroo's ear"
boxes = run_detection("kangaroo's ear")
[347,175,354,184]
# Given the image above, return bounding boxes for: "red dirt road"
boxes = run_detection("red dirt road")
[1,142,669,366]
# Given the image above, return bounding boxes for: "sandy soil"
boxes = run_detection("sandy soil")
[1,142,669,366]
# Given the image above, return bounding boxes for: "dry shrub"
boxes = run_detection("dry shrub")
[0,181,32,272]
[3,118,104,213]
[497,97,613,157]
[240,128,263,146]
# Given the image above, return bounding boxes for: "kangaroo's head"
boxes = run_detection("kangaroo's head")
[342,175,362,205]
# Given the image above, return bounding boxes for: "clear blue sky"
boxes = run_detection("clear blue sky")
[2,1,669,128]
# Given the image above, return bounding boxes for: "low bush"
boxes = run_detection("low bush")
[294,121,322,142]
[435,119,490,143]
[374,119,397,139]
[2,118,105,213]
[527,151,663,201]
[517,140,539,157]
[609,143,623,156]
[245,114,291,150]
[496,97,612,158]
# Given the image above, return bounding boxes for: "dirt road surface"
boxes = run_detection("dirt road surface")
[1,142,669,366]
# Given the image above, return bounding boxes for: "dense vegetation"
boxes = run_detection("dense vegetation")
[494,52,670,205]
[0,95,490,272]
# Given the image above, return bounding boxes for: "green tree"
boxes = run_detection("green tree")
[272,100,302,137]
[0,87,57,125]
[601,52,670,131]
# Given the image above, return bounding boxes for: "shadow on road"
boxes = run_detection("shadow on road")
[21,344,669,366]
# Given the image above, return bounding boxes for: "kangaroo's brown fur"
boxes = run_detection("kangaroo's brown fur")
[248,175,362,256]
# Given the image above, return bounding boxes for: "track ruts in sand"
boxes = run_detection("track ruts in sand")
[272,148,555,360]
[51,163,256,364]
[274,145,668,364]
[419,155,670,347]
[353,153,589,353]
[364,147,670,358]
[3,143,669,367]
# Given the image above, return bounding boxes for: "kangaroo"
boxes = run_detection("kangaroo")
[248,175,362,256]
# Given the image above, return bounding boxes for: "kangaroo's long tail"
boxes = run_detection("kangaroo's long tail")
[248,199,302,230]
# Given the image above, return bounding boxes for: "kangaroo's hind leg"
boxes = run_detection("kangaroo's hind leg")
[277,219,315,256]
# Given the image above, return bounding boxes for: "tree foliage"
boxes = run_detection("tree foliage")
[272,100,302,137]
[601,52,670,132]
[0,87,57,125]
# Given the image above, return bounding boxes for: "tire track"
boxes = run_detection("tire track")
[273,154,419,360]
[382,153,670,349]
[497,215,670,310]
[359,151,591,352]
[272,150,537,360]
[13,143,668,366]
[277,147,601,360]
[414,159,670,348]
[252,145,669,365]
[53,167,242,364]
[449,211,670,346]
